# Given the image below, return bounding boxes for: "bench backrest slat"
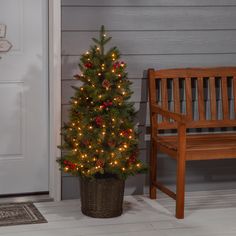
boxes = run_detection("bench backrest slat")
[148,67,236,130]
[209,77,217,120]
[197,77,205,121]
[185,77,193,120]
[221,77,229,120]
[173,78,180,113]
[161,78,168,122]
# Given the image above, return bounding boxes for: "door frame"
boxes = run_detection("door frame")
[48,0,61,201]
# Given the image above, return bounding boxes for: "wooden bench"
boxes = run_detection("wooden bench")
[148,67,236,219]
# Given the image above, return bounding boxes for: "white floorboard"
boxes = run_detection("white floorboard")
[1,189,236,236]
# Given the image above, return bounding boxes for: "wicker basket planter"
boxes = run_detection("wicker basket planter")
[80,177,125,218]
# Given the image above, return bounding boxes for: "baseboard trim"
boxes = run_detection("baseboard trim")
[0,191,49,199]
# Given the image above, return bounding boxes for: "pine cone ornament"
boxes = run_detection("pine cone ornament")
[96,159,104,167]
[107,140,116,147]
[102,79,111,89]
[128,154,137,164]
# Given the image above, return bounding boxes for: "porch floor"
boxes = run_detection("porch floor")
[1,189,236,236]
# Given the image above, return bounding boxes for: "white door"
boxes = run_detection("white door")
[0,0,49,195]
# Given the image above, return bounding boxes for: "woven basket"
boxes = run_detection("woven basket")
[80,177,125,218]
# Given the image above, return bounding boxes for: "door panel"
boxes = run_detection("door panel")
[0,82,23,156]
[0,0,49,195]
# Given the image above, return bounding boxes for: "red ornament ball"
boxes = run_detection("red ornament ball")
[84,62,93,68]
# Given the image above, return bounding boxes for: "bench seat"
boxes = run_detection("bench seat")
[157,133,236,160]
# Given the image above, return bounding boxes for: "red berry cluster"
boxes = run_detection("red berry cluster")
[101,101,113,109]
[120,129,133,137]
[63,160,77,170]
[113,61,125,69]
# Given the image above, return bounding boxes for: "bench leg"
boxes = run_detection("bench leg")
[150,140,157,199]
[176,155,186,219]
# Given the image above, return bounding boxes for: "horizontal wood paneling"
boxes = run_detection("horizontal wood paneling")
[62,0,236,6]
[62,31,236,56]
[62,54,236,78]
[62,176,80,199]
[62,7,236,31]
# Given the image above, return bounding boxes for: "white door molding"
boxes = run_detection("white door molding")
[48,0,61,201]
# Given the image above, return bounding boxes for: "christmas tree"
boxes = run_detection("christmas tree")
[58,26,146,179]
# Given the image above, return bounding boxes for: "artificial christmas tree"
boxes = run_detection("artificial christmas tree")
[58,26,146,217]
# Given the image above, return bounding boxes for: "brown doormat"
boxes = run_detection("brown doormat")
[0,202,47,227]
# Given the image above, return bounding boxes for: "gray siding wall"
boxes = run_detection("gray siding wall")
[61,0,236,199]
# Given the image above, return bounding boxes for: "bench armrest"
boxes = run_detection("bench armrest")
[151,104,187,123]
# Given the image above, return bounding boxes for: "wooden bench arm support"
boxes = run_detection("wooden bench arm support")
[150,104,187,219]
[151,104,188,123]
[151,104,187,156]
